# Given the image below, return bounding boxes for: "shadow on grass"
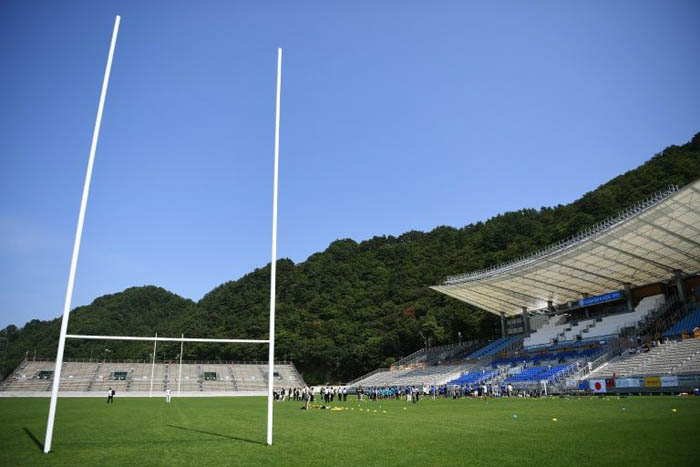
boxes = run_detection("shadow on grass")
[166,424,265,446]
[23,427,44,452]
[27,424,264,449]
[54,438,240,448]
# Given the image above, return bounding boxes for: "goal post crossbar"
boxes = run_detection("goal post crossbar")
[66,334,270,344]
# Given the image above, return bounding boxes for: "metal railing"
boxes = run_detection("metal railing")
[390,348,428,369]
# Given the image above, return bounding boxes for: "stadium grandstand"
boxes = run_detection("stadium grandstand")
[349,179,700,394]
[0,360,305,396]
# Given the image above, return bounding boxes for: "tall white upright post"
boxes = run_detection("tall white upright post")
[266,48,282,446]
[178,334,184,395]
[149,333,157,398]
[43,15,121,454]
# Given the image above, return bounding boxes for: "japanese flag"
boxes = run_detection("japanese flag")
[589,379,606,393]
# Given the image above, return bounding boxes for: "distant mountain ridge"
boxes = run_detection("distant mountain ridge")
[2,133,699,384]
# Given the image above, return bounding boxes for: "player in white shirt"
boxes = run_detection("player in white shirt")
[165,388,171,403]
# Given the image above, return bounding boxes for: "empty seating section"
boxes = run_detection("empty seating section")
[58,361,99,391]
[492,347,602,367]
[663,308,700,337]
[0,361,305,393]
[232,364,267,391]
[592,338,700,378]
[447,369,500,386]
[468,336,522,359]
[0,361,54,392]
[524,295,664,349]
[426,341,481,364]
[199,364,234,391]
[349,365,468,388]
[504,364,574,385]
[524,315,566,348]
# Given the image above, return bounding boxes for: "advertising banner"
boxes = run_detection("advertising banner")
[660,376,678,387]
[615,378,642,388]
[578,291,622,307]
[644,377,661,387]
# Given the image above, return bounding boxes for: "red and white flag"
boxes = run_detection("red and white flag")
[589,379,606,393]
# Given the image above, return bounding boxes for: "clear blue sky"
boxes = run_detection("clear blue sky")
[1,0,699,329]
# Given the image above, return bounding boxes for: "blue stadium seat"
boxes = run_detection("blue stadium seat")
[663,308,700,337]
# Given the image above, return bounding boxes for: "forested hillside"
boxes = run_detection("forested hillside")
[2,133,699,383]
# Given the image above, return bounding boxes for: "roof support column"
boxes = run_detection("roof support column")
[675,270,687,307]
[500,313,506,338]
[521,307,530,338]
[624,283,634,312]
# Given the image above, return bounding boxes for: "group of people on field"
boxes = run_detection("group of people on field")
[274,386,348,403]
[319,386,348,402]
[356,382,520,401]
[274,386,314,402]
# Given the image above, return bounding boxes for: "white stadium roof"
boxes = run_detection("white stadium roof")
[432,179,700,317]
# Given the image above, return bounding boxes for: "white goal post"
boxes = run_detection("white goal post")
[43,15,284,452]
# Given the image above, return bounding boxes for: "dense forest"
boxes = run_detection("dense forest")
[2,133,699,384]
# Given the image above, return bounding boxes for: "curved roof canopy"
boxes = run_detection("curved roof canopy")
[432,179,700,317]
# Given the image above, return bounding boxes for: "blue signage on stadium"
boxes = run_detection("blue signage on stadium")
[578,291,622,307]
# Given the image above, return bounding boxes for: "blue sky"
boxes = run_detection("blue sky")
[1,0,699,329]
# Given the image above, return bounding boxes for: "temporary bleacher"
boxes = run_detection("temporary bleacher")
[663,308,700,337]
[0,360,305,394]
[591,338,700,378]
[524,295,665,349]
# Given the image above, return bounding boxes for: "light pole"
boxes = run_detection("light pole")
[458,332,462,346]
[103,348,111,364]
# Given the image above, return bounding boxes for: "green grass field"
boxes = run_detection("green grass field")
[1,395,699,466]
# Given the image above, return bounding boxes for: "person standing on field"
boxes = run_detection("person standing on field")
[166,388,171,403]
[107,387,113,404]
